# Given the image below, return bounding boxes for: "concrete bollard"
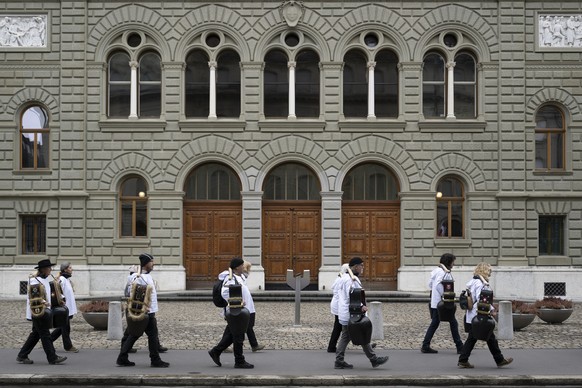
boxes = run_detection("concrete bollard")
[496,300,514,340]
[107,301,123,340]
[369,301,385,340]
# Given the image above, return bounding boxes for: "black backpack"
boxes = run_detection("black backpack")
[212,278,228,308]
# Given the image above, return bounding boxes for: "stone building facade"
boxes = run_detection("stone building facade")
[1,1,581,300]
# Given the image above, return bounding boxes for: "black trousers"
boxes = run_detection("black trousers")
[18,318,57,363]
[118,313,161,362]
[50,315,73,350]
[327,315,342,352]
[246,312,258,349]
[459,323,504,364]
[212,323,246,365]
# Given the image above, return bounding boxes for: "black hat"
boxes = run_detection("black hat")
[349,257,364,267]
[230,257,244,269]
[139,253,154,267]
[35,259,55,269]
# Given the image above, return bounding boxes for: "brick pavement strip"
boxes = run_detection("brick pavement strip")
[2,300,581,351]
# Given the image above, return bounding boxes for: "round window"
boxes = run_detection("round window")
[205,33,221,48]
[127,33,142,48]
[284,32,300,47]
[364,33,379,48]
[443,33,458,48]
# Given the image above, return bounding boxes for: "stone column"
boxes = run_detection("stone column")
[208,61,217,119]
[288,61,296,119]
[129,61,138,119]
[367,61,376,119]
[319,191,343,290]
[446,61,455,119]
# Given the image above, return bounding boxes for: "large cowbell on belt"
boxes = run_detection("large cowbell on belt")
[126,283,152,337]
[49,278,69,328]
[347,288,372,346]
[471,288,496,341]
[28,281,52,330]
[437,277,457,322]
[225,283,250,336]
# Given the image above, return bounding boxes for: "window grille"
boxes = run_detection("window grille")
[544,282,566,297]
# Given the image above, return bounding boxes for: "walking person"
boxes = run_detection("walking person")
[334,257,389,369]
[17,259,67,365]
[208,257,254,369]
[421,253,464,354]
[457,262,513,369]
[50,262,79,353]
[242,260,264,352]
[116,253,169,368]
[327,263,349,353]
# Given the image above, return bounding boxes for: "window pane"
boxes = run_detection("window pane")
[437,177,463,197]
[185,163,241,200]
[453,53,475,82]
[264,50,289,118]
[454,84,475,119]
[139,53,161,82]
[375,50,398,118]
[121,177,147,197]
[343,50,367,117]
[135,202,147,237]
[121,202,133,237]
[139,84,161,117]
[109,84,131,117]
[423,53,445,81]
[550,133,564,169]
[263,163,320,200]
[37,132,49,168]
[109,52,130,81]
[22,106,48,129]
[436,203,448,237]
[21,133,35,168]
[451,201,463,237]
[22,216,46,254]
[536,106,563,128]
[296,49,320,118]
[342,163,398,200]
[423,84,445,117]
[535,133,548,168]
[216,50,241,118]
[539,216,564,255]
[185,50,210,117]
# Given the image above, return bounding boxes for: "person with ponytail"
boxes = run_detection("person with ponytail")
[421,253,463,354]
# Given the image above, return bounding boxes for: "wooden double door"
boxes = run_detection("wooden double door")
[342,203,400,290]
[262,202,321,286]
[183,201,241,288]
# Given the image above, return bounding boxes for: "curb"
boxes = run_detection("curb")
[3,374,582,386]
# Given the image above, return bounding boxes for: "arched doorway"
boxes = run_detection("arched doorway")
[262,163,321,289]
[342,163,400,290]
[183,162,242,288]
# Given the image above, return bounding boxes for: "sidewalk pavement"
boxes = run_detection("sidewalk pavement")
[1,348,581,386]
[1,299,581,386]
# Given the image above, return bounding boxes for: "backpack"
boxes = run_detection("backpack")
[212,278,228,307]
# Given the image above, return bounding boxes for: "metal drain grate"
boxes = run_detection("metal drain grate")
[19,281,28,295]
[544,282,566,297]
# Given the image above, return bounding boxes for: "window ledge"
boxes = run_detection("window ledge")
[535,256,570,266]
[13,170,52,176]
[259,119,326,132]
[434,238,471,248]
[339,120,406,132]
[533,170,573,176]
[179,120,246,132]
[99,120,166,132]
[113,238,151,247]
[419,120,486,132]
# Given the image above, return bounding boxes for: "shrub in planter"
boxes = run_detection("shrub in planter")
[534,297,574,324]
[511,300,538,331]
[79,300,109,312]
[79,300,109,330]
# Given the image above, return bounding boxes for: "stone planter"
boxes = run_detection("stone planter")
[512,313,536,331]
[82,312,108,330]
[537,308,573,324]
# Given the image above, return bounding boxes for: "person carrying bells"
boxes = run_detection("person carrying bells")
[116,253,169,368]
[208,257,254,369]
[17,259,67,365]
[334,257,389,369]
[50,261,79,353]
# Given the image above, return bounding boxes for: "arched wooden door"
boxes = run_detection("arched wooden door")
[342,163,400,290]
[183,163,242,289]
[262,163,321,289]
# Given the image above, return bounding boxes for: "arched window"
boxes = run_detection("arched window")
[185,163,241,200]
[120,176,148,237]
[343,49,367,117]
[423,52,446,118]
[436,176,464,238]
[263,163,320,200]
[342,163,398,200]
[108,51,131,118]
[185,49,210,118]
[374,49,399,118]
[535,105,565,170]
[216,50,241,118]
[264,49,289,118]
[20,105,49,169]
[295,49,320,117]
[139,52,162,117]
[108,51,162,119]
[453,52,476,119]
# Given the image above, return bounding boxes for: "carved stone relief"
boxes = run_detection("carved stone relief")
[0,15,47,48]
[280,1,304,27]
[539,15,582,48]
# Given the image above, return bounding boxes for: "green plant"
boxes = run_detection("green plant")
[79,300,109,313]
[534,297,573,310]
[511,300,538,314]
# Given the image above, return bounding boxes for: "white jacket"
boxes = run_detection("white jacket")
[428,266,452,309]
[127,272,158,313]
[465,277,495,323]
[59,276,77,316]
[336,272,363,324]
[219,271,253,313]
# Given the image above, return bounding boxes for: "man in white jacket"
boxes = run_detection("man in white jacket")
[50,262,79,353]
[334,257,389,369]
